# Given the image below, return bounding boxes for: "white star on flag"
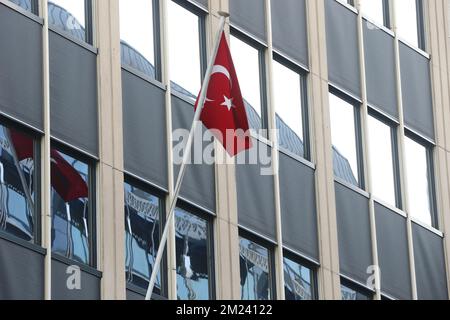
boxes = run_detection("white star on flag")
[221,95,234,111]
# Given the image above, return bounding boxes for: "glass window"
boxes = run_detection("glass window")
[51,148,93,265]
[329,92,362,187]
[404,136,434,226]
[120,0,156,79]
[175,207,213,300]
[0,125,36,242]
[48,0,92,43]
[124,181,163,295]
[283,256,315,300]
[168,0,202,98]
[239,236,273,300]
[360,0,386,26]
[341,283,372,300]
[8,0,37,13]
[394,0,423,48]
[273,59,306,158]
[230,35,263,130]
[367,115,398,207]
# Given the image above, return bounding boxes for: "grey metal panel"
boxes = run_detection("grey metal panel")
[412,223,448,300]
[191,0,207,9]
[399,43,435,140]
[363,19,398,119]
[230,0,266,42]
[0,4,43,129]
[127,289,144,300]
[122,70,168,189]
[271,0,308,67]
[375,203,412,299]
[236,139,276,241]
[279,153,318,260]
[335,183,373,284]
[49,31,98,155]
[51,259,101,300]
[171,95,216,212]
[0,238,44,299]
[325,0,361,98]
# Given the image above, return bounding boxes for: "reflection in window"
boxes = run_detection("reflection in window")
[124,182,162,295]
[168,1,202,98]
[8,0,36,13]
[368,115,397,207]
[51,149,92,265]
[230,35,263,130]
[404,137,434,226]
[394,0,422,48]
[120,0,156,79]
[341,283,371,300]
[175,208,212,300]
[283,257,315,300]
[273,60,305,158]
[329,92,361,187]
[0,126,36,242]
[48,0,90,43]
[360,0,386,26]
[240,237,272,300]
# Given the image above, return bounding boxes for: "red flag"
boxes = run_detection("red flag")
[9,129,34,160]
[195,32,252,156]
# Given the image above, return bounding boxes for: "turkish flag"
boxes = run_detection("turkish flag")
[195,32,252,157]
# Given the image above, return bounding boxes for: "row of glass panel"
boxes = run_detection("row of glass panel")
[330,91,436,228]
[347,0,425,49]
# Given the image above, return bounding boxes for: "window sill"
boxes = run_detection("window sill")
[0,230,46,255]
[51,253,102,278]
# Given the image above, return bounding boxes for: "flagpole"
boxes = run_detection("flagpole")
[145,12,229,300]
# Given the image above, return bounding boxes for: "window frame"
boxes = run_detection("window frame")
[272,53,311,161]
[50,141,97,268]
[238,229,277,300]
[124,174,168,299]
[175,200,216,300]
[329,87,366,190]
[282,250,318,300]
[230,27,269,134]
[340,277,374,300]
[404,131,438,228]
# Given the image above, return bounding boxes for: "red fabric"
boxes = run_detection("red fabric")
[50,149,88,202]
[9,129,33,160]
[195,32,252,156]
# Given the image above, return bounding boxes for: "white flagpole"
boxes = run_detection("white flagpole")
[145,12,229,300]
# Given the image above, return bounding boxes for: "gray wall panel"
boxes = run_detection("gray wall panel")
[172,95,216,212]
[363,19,398,118]
[400,43,435,140]
[49,31,98,155]
[0,4,43,129]
[271,0,308,67]
[51,259,101,300]
[230,0,266,42]
[375,203,412,299]
[279,154,318,260]
[335,183,373,284]
[236,140,276,240]
[325,0,361,98]
[122,70,168,189]
[0,238,44,299]
[191,0,207,9]
[127,289,144,300]
[412,223,448,300]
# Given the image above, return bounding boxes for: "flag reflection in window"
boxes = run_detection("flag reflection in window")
[239,237,272,300]
[283,257,314,300]
[124,182,162,294]
[51,149,91,265]
[0,126,35,242]
[175,208,211,300]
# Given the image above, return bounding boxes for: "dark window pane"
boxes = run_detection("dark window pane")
[283,257,314,300]
[124,182,162,294]
[0,126,36,242]
[341,283,371,300]
[51,149,91,265]
[240,237,272,300]
[175,208,211,300]
[48,0,88,42]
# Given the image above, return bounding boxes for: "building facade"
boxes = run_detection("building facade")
[0,0,449,300]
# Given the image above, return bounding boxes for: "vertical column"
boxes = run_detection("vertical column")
[210,0,242,300]
[306,0,342,300]
[425,0,450,298]
[95,0,126,300]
